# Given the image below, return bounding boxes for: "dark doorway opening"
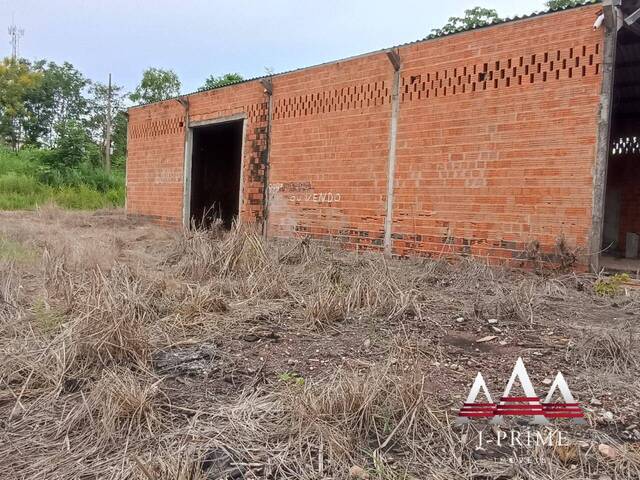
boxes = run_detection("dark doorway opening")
[189,120,243,229]
[601,27,640,274]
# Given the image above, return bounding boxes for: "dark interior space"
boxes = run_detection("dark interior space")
[601,26,640,273]
[190,120,243,229]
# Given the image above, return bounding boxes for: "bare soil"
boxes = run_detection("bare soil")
[1,207,639,479]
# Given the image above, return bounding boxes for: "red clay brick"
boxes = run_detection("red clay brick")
[127,4,603,266]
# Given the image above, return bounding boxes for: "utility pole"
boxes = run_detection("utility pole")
[8,17,24,61]
[105,73,112,173]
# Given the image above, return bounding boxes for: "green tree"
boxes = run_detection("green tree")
[22,61,90,147]
[19,61,50,146]
[53,120,91,167]
[0,58,42,150]
[545,0,582,8]
[431,7,502,36]
[130,68,181,104]
[200,73,244,91]
[37,119,104,187]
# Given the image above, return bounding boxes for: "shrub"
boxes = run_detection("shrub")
[78,163,122,192]
[0,145,125,210]
[54,185,111,209]
[594,273,630,297]
[106,185,125,205]
[0,173,43,194]
[0,173,50,209]
[0,150,36,176]
[43,121,91,170]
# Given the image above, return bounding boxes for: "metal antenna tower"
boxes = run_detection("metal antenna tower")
[8,16,24,60]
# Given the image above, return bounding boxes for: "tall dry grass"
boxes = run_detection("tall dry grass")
[1,214,639,479]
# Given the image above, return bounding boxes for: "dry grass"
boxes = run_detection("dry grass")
[170,221,290,300]
[170,221,267,280]
[302,258,421,329]
[1,260,166,402]
[0,261,20,323]
[576,325,639,374]
[1,211,639,480]
[132,446,207,480]
[219,366,429,478]
[67,367,164,443]
[148,364,640,480]
[304,282,349,327]
[470,279,543,324]
[61,263,166,372]
[176,283,229,319]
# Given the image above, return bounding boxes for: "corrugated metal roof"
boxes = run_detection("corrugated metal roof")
[129,0,601,110]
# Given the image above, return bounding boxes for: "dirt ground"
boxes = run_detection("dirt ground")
[1,207,639,479]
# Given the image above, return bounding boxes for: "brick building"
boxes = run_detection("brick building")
[126,1,640,271]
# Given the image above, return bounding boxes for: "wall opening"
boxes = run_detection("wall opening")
[601,28,640,273]
[189,119,243,229]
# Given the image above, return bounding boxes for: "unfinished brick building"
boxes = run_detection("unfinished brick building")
[126,1,640,271]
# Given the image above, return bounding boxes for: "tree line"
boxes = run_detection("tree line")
[0,58,243,182]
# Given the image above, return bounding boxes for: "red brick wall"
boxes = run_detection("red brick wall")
[392,6,603,263]
[267,54,393,249]
[127,101,185,227]
[127,4,604,263]
[127,82,268,226]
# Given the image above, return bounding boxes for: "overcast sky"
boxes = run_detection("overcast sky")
[1,0,548,94]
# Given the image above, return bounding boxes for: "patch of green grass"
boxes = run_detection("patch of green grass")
[106,183,125,205]
[0,149,41,176]
[0,173,50,209]
[0,148,125,211]
[0,191,47,210]
[53,184,123,209]
[0,176,125,210]
[0,173,45,195]
[277,372,305,386]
